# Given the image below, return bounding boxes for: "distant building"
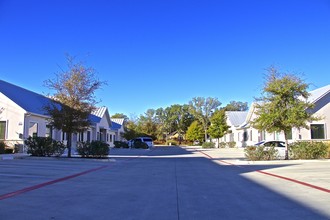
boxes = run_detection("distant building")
[214,85,330,147]
[110,118,126,142]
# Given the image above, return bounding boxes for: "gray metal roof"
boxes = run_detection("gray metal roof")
[308,84,330,103]
[226,111,248,127]
[0,80,101,123]
[0,80,52,116]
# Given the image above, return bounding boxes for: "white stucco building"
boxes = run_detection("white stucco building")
[0,80,119,152]
[216,84,330,147]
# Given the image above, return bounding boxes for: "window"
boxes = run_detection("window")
[87,131,91,142]
[243,131,248,142]
[79,132,84,142]
[311,124,325,139]
[62,132,67,141]
[258,130,266,142]
[249,130,253,141]
[230,133,234,142]
[29,122,38,137]
[0,121,6,140]
[46,125,52,138]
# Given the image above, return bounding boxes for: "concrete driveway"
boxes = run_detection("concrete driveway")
[0,146,329,220]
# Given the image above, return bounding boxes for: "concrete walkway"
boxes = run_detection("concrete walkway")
[1,146,329,219]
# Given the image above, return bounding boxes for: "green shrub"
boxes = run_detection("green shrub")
[114,141,129,148]
[289,141,328,159]
[53,141,66,157]
[202,142,215,148]
[244,146,279,161]
[227,141,236,148]
[133,141,148,149]
[0,141,5,154]
[76,142,90,157]
[25,136,54,156]
[77,141,110,158]
[5,148,14,154]
[218,142,226,148]
[166,140,178,146]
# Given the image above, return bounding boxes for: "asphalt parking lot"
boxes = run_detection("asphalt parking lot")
[1,146,330,220]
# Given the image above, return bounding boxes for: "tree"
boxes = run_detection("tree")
[223,101,248,111]
[44,55,105,157]
[111,113,128,120]
[189,97,221,141]
[122,120,138,141]
[137,109,158,138]
[251,67,318,159]
[208,109,230,147]
[155,107,173,141]
[169,104,194,144]
[186,121,204,142]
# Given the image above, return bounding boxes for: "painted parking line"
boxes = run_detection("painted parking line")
[0,165,108,201]
[0,150,152,201]
[198,150,330,194]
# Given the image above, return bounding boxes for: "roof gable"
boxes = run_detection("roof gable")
[110,118,125,131]
[0,80,52,116]
[308,84,330,104]
[226,111,248,127]
[92,106,111,125]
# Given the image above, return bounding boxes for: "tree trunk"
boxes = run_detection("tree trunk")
[284,131,289,160]
[67,132,72,158]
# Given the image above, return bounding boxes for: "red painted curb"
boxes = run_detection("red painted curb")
[199,150,330,194]
[0,151,151,201]
[0,165,108,201]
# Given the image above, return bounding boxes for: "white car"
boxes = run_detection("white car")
[128,137,154,148]
[255,140,286,159]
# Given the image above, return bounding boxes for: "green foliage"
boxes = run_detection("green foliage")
[219,142,227,148]
[44,55,105,157]
[132,141,149,149]
[289,141,328,159]
[208,110,229,139]
[123,120,139,141]
[251,67,319,159]
[25,136,66,157]
[111,113,128,120]
[252,67,317,135]
[0,141,5,154]
[114,141,129,148]
[189,97,221,141]
[137,109,158,138]
[244,146,279,161]
[186,121,204,142]
[202,142,215,148]
[155,104,194,142]
[77,141,109,158]
[227,141,236,148]
[223,101,248,111]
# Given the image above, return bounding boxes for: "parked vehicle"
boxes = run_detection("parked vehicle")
[128,137,154,148]
[255,140,286,159]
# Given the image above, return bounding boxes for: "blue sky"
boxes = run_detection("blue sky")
[1,0,330,117]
